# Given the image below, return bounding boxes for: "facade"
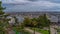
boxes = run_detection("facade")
[46,13,58,23]
[46,13,58,25]
[8,16,15,25]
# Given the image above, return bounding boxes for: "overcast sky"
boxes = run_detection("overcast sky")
[1,0,60,12]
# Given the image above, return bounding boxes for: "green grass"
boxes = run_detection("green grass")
[58,30,60,34]
[58,29,60,34]
[13,27,31,34]
[31,28,49,34]
[14,30,31,34]
[57,28,60,34]
[21,30,31,34]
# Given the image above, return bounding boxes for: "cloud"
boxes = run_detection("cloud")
[27,1,60,8]
[12,0,29,2]
[48,0,60,3]
[2,0,60,4]
[2,0,31,3]
[40,0,60,3]
[27,0,39,2]
[2,0,60,11]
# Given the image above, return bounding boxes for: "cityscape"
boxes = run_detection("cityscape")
[0,0,60,34]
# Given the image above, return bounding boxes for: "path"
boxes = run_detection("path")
[24,28,41,34]
[50,25,58,34]
[8,30,15,34]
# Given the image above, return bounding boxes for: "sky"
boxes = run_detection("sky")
[1,0,60,12]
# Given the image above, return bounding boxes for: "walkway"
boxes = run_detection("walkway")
[50,25,58,34]
[8,30,15,34]
[24,28,41,34]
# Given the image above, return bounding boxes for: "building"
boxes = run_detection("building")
[46,13,59,25]
[8,16,15,25]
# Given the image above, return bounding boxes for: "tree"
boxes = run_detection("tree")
[31,18,38,34]
[37,14,50,28]
[38,14,50,34]
[43,14,50,34]
[31,18,38,27]
[0,1,10,34]
[43,14,50,27]
[13,16,19,26]
[13,16,24,32]
[23,17,32,27]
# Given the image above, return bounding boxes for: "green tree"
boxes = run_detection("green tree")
[13,16,24,32]
[38,14,50,34]
[43,14,50,34]
[37,14,50,28]
[13,16,19,26]
[43,14,50,27]
[31,18,38,34]
[23,17,32,27]
[31,18,38,27]
[0,1,10,34]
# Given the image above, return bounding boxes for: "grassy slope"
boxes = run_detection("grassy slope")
[31,28,49,34]
[58,32,60,34]
[13,27,31,34]
[57,28,60,34]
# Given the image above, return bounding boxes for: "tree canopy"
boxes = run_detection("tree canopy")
[0,1,10,34]
[23,14,50,28]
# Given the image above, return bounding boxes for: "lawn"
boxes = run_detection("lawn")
[57,28,60,34]
[31,28,49,34]
[13,27,31,34]
[14,30,31,34]
[58,32,60,34]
